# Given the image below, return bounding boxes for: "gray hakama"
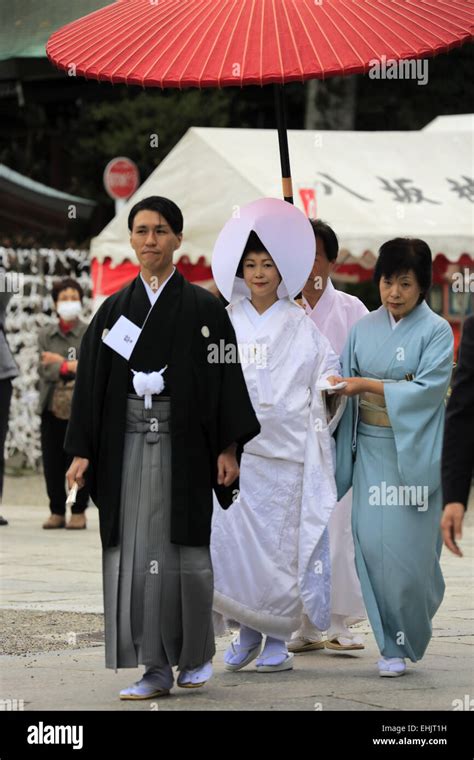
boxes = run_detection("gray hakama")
[103,395,215,671]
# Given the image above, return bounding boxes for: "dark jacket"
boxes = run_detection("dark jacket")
[442,315,474,509]
[65,271,260,549]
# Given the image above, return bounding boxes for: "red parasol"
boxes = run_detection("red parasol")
[47,0,474,202]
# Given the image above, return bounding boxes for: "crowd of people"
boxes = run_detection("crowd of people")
[1,195,472,699]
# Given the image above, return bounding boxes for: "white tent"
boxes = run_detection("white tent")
[92,118,473,267]
[422,113,474,132]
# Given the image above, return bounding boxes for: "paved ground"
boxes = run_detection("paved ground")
[0,473,473,711]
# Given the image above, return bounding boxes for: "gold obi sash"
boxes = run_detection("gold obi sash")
[359,391,391,428]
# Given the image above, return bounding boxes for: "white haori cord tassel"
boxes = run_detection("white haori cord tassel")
[131,366,167,409]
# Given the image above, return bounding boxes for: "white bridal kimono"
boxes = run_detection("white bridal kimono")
[211,296,342,640]
[303,280,368,630]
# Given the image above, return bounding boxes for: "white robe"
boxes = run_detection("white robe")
[303,279,368,355]
[303,280,368,628]
[211,297,342,640]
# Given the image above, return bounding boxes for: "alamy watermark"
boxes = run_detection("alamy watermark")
[452,694,474,710]
[369,55,428,86]
[27,722,83,750]
[452,269,474,293]
[0,698,24,710]
[0,271,24,295]
[207,340,268,368]
[369,481,428,511]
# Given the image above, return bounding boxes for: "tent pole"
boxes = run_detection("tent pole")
[274,84,294,204]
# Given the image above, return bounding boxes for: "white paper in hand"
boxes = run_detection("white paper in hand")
[315,380,348,394]
[102,316,141,360]
[66,482,78,507]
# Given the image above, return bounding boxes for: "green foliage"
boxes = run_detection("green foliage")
[341,280,380,312]
[0,44,471,218]
[67,88,232,201]
[356,45,473,131]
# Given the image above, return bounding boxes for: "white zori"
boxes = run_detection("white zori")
[210,197,345,641]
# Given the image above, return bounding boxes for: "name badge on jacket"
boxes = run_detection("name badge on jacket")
[102,316,141,360]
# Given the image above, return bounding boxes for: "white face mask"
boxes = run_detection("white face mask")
[57,301,82,320]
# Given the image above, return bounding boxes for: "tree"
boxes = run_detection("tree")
[68,87,233,202]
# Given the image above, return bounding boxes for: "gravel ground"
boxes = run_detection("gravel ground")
[0,609,104,655]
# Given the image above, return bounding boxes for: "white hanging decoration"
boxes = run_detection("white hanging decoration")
[2,247,93,470]
[132,367,168,409]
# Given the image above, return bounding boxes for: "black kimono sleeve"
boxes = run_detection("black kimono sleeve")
[209,298,260,508]
[442,316,474,509]
[216,302,260,454]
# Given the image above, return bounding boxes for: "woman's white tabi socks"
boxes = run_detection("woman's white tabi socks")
[224,625,263,671]
[224,627,293,672]
[378,657,406,677]
[256,636,294,672]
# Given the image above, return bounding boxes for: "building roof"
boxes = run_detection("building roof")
[0,163,96,237]
[0,0,112,61]
[1,164,95,206]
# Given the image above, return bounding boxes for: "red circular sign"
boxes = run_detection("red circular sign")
[103,157,139,200]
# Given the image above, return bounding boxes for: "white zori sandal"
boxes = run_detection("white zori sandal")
[255,652,294,673]
[177,660,213,688]
[378,657,406,677]
[255,637,294,673]
[224,638,262,672]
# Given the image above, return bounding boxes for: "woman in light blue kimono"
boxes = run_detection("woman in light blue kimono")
[333,238,453,677]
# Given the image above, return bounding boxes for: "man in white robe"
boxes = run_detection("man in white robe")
[290,219,368,652]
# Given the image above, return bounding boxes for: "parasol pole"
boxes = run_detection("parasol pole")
[274,84,294,205]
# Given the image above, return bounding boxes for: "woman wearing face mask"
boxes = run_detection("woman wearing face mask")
[38,278,90,529]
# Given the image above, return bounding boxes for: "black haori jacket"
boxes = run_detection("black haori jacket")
[64,271,260,549]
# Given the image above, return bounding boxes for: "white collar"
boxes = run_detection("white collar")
[243,297,285,328]
[303,278,336,316]
[140,267,176,305]
[388,310,403,330]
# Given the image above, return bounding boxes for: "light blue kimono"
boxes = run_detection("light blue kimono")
[336,302,454,662]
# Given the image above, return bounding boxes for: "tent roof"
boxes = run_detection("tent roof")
[92,121,474,267]
[423,113,474,132]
